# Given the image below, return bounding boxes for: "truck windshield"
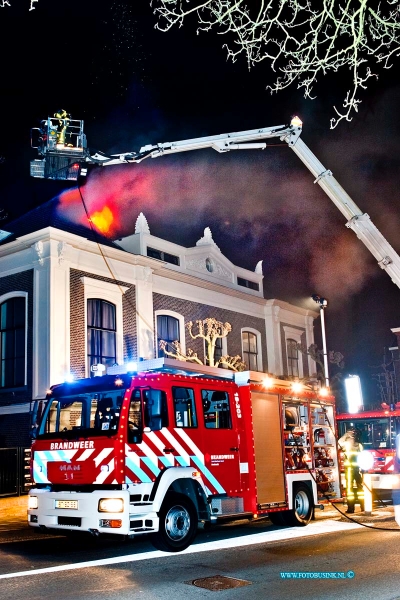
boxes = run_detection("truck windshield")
[37,389,126,439]
[337,417,400,449]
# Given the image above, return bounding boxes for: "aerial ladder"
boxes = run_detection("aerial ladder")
[30,113,400,290]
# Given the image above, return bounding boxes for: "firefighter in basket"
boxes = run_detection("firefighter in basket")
[54,109,71,146]
[338,427,364,513]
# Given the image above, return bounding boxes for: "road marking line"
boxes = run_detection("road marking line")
[0,520,360,580]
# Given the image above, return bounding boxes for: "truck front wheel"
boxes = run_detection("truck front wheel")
[151,492,198,552]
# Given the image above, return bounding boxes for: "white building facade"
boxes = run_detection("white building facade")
[0,210,317,447]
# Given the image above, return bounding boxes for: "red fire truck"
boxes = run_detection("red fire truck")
[28,359,341,552]
[336,408,400,474]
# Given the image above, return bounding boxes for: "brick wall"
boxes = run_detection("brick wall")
[153,293,268,371]
[70,270,86,378]
[122,286,137,361]
[0,270,34,447]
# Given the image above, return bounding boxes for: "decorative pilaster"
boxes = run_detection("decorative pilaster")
[134,266,155,360]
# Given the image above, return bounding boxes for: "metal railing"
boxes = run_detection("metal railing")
[0,448,31,497]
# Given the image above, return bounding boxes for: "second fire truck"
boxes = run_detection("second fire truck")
[336,406,400,507]
[336,407,400,475]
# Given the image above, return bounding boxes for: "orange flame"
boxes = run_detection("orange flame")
[90,206,114,234]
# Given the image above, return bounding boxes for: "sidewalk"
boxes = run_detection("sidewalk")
[314,500,399,526]
[0,495,29,531]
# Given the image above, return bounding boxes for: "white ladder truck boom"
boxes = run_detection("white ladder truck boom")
[30,113,400,289]
[286,131,400,289]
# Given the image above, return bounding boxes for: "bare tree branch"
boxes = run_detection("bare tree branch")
[297,342,344,385]
[159,339,204,364]
[151,0,400,128]
[160,317,245,370]
[1,0,39,7]
[187,318,232,366]
[216,354,246,371]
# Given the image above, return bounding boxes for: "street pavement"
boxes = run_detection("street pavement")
[0,495,398,535]
[0,495,29,532]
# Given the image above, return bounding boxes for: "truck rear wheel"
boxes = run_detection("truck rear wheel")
[284,484,313,526]
[151,492,198,552]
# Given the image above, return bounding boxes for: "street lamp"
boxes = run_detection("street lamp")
[312,294,329,388]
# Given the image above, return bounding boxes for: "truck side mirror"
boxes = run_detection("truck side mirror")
[29,400,41,439]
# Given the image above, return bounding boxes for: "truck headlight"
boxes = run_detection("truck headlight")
[98,498,124,513]
[28,496,38,510]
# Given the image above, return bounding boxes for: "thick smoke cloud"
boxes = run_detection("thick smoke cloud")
[57,142,381,306]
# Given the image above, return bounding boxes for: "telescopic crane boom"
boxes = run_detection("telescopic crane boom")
[30,113,400,290]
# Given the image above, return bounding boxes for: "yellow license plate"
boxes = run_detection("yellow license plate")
[55,500,78,510]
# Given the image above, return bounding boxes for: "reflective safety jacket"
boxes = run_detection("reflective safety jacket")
[338,434,363,467]
[342,447,363,467]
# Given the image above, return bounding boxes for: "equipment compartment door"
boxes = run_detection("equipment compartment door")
[200,387,241,496]
[251,392,285,504]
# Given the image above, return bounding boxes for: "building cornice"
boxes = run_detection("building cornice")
[0,226,315,317]
[0,227,164,270]
[265,298,319,318]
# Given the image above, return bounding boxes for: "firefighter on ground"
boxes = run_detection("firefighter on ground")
[338,427,364,514]
[392,432,400,526]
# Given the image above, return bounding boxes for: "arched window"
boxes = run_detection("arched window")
[87,299,116,375]
[157,314,180,357]
[0,296,26,388]
[242,331,258,371]
[287,338,299,377]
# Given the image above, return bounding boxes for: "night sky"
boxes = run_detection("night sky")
[1,0,400,405]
